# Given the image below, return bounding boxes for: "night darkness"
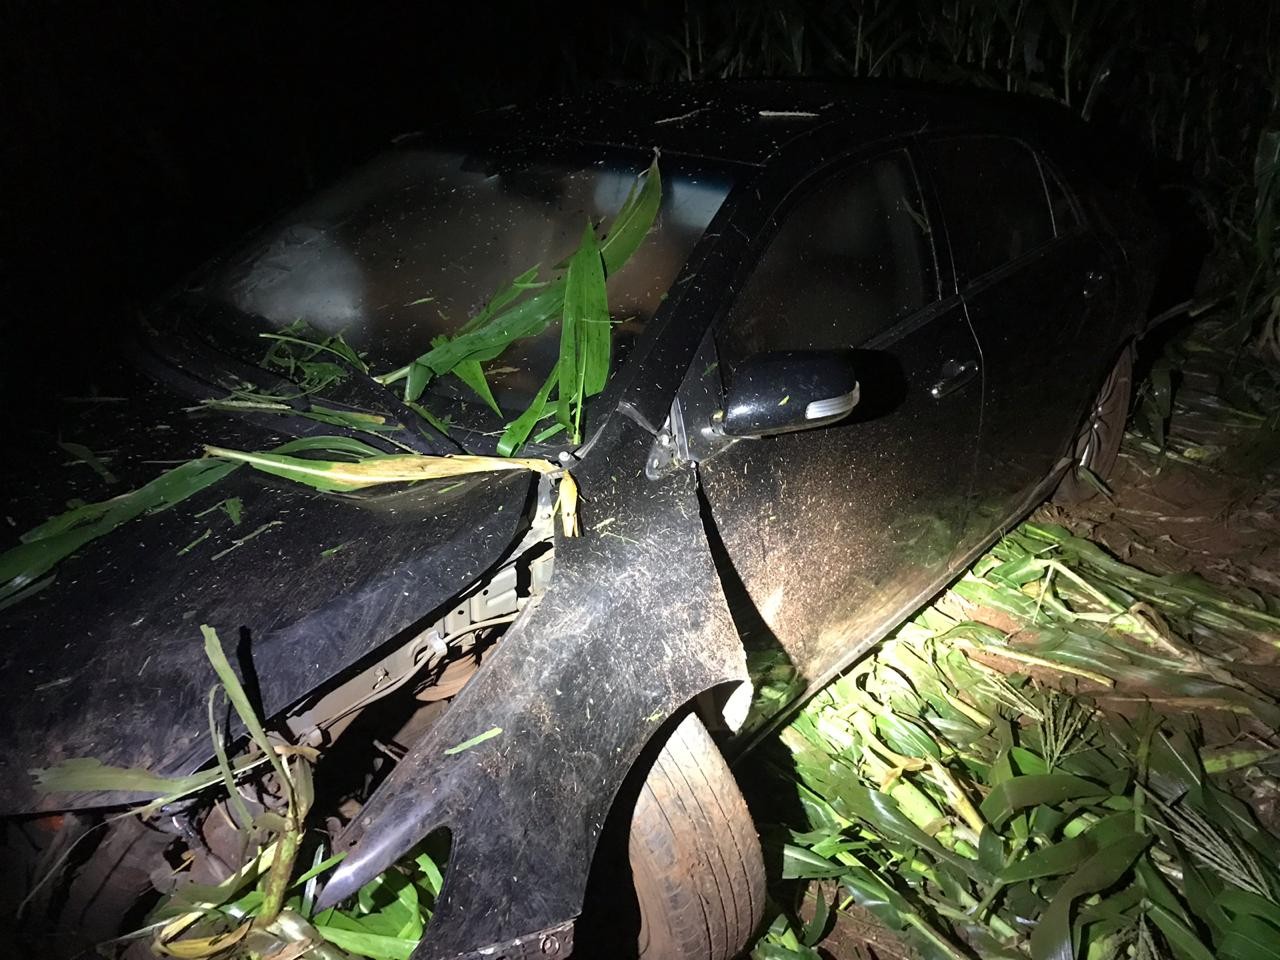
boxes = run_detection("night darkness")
[4,2,1273,407]
[5,4,1280,959]
[2,4,633,412]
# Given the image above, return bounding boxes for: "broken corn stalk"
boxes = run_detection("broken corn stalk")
[204,446,580,537]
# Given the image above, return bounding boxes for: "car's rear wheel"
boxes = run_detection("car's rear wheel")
[1054,344,1135,504]
[628,711,766,960]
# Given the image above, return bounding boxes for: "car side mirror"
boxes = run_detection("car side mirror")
[719,351,860,438]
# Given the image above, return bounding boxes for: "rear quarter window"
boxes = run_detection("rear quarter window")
[923,136,1055,284]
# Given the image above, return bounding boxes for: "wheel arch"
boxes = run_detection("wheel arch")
[315,426,753,960]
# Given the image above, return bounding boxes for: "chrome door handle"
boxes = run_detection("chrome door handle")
[929,359,979,399]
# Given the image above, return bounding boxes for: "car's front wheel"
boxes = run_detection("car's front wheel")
[628,711,766,960]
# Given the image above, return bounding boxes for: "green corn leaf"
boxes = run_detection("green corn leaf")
[391,876,423,941]
[1075,884,1144,928]
[841,784,991,882]
[151,845,277,919]
[841,867,970,960]
[752,943,822,960]
[300,406,399,433]
[533,422,567,443]
[443,726,503,756]
[379,157,660,449]
[406,400,452,437]
[207,687,254,831]
[781,844,845,879]
[404,360,432,404]
[202,625,287,785]
[600,155,662,274]
[1136,855,1194,922]
[497,368,558,457]
[292,852,346,889]
[1219,915,1280,960]
[204,449,369,493]
[876,713,943,761]
[1145,902,1221,960]
[457,264,545,336]
[800,889,832,946]
[414,850,445,896]
[1218,887,1280,928]
[987,555,1049,586]
[950,579,1043,621]
[259,328,368,375]
[30,756,226,798]
[30,753,270,821]
[378,158,660,419]
[980,774,1109,828]
[839,868,910,930]
[450,358,502,415]
[555,233,583,433]
[0,574,56,611]
[59,440,117,484]
[2,458,239,608]
[574,226,611,398]
[977,826,1005,875]
[274,435,386,459]
[314,926,416,960]
[998,833,1095,884]
[1180,854,1231,941]
[1029,833,1149,960]
[1010,747,1050,776]
[398,284,566,395]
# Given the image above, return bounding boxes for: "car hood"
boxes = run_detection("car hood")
[0,356,529,815]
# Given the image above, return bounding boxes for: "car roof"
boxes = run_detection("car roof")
[467,79,1084,168]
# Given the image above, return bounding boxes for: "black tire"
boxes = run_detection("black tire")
[628,712,766,960]
[3,813,168,959]
[1054,344,1135,504]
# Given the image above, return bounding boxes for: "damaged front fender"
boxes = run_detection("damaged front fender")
[317,419,750,960]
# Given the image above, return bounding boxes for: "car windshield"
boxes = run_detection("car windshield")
[200,145,734,449]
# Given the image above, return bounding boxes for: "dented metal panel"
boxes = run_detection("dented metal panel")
[318,418,750,958]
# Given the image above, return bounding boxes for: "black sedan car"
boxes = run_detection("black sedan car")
[1,81,1161,960]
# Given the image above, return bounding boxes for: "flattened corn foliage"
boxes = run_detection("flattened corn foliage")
[751,520,1280,960]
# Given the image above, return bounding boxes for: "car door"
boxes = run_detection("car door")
[695,148,983,689]
[921,135,1119,530]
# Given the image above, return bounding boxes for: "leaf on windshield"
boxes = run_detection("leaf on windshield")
[379,155,661,455]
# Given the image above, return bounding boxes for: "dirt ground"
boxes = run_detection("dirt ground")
[1060,362,1280,601]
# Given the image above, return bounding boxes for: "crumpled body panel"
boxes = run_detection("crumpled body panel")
[318,420,750,959]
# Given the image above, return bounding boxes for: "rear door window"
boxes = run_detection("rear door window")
[923,137,1054,284]
[721,149,938,365]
